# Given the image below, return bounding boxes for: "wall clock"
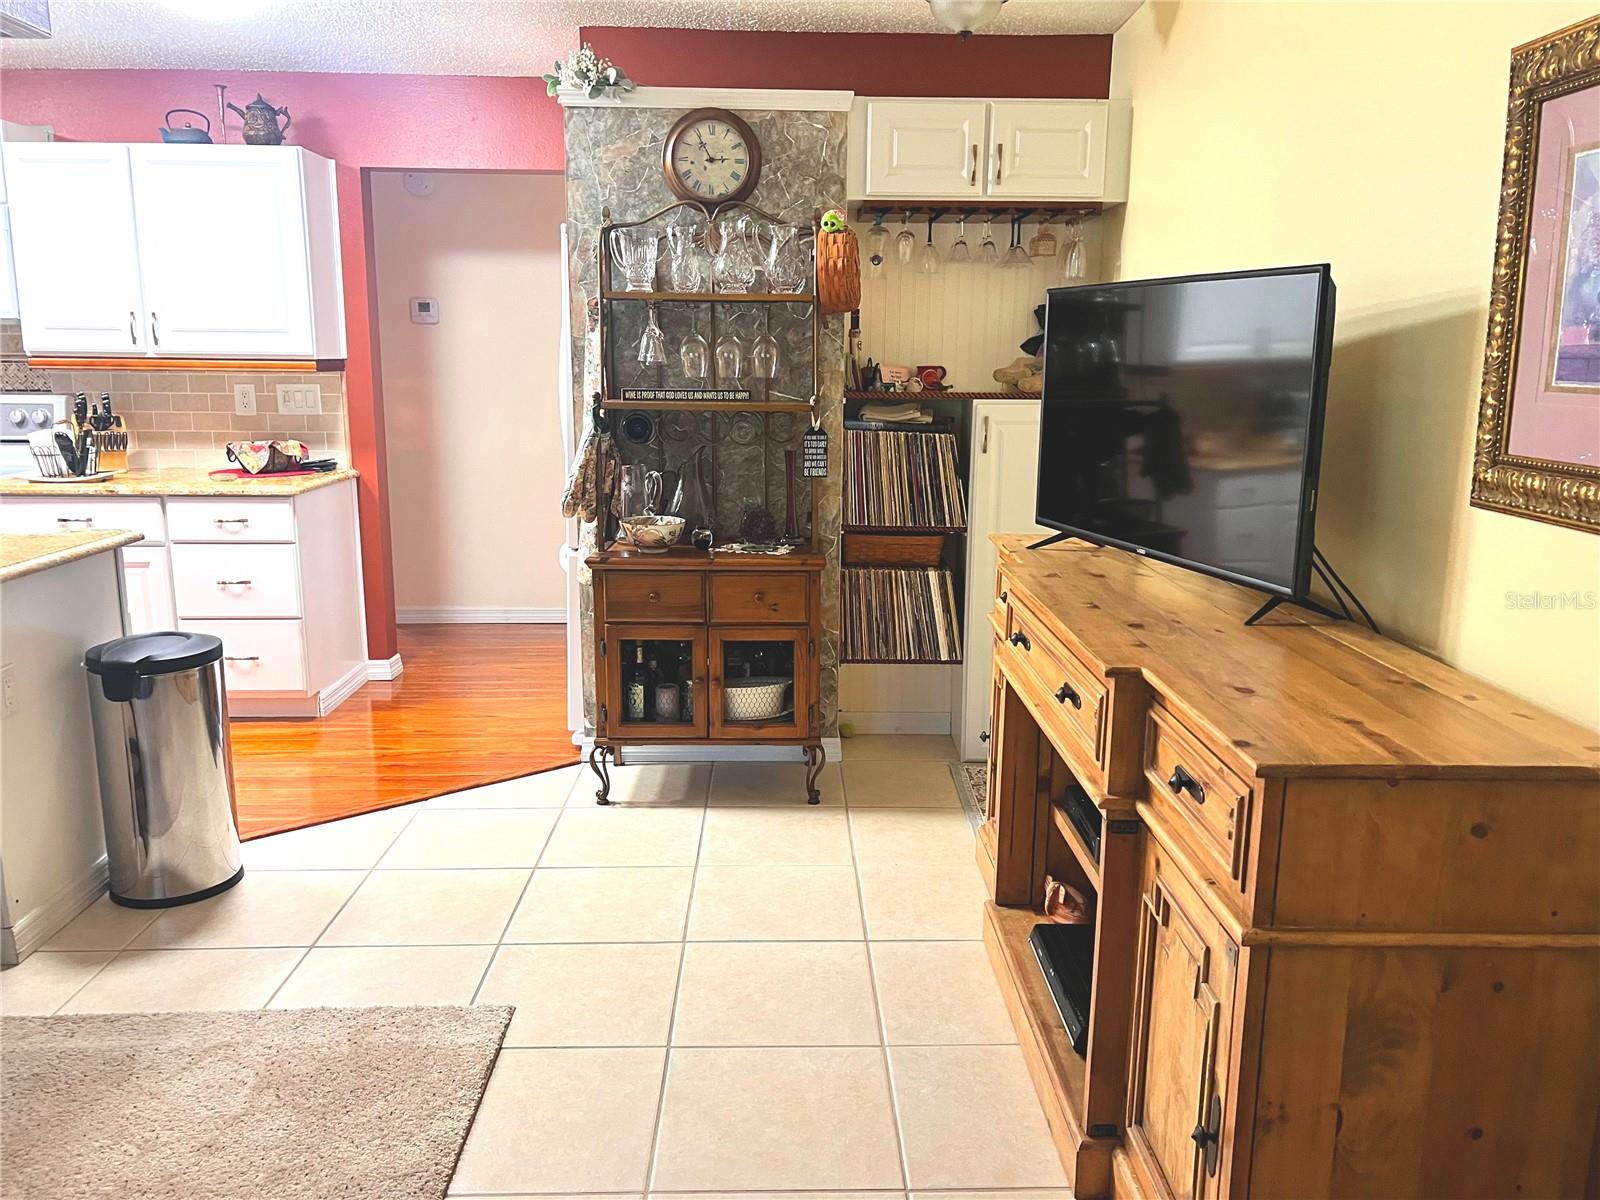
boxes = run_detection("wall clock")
[663,108,762,206]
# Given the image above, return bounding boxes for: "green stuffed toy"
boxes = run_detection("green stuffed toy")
[819,209,848,234]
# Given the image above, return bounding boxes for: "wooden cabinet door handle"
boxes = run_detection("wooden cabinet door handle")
[1009,631,1030,651]
[1168,764,1206,805]
[1055,682,1081,709]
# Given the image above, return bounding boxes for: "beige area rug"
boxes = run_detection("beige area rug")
[1,1005,512,1200]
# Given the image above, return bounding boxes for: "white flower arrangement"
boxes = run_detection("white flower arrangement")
[544,44,636,99]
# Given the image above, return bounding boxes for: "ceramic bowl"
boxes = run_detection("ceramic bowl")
[620,514,685,553]
[723,676,791,722]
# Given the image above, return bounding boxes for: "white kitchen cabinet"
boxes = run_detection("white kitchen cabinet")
[858,99,987,198]
[120,545,176,633]
[954,399,1048,761]
[988,100,1109,199]
[3,143,345,360]
[849,97,1130,204]
[3,142,146,354]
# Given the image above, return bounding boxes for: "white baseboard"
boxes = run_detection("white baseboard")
[574,737,843,764]
[366,654,404,682]
[318,662,368,716]
[397,607,565,624]
[839,710,953,736]
[8,856,108,964]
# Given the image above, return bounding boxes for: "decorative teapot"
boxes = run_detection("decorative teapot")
[159,109,212,144]
[226,94,291,146]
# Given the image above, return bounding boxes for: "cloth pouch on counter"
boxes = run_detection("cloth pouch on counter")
[225,440,311,475]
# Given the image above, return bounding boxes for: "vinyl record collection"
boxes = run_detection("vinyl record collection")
[843,428,967,529]
[842,566,962,663]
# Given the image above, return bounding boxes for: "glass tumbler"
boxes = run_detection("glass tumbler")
[609,228,659,292]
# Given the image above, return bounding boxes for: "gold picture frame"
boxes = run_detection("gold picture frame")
[1471,16,1600,533]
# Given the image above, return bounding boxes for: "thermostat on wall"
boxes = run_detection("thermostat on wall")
[410,297,440,325]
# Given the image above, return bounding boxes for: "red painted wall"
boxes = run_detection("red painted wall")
[581,28,1112,98]
[0,69,563,660]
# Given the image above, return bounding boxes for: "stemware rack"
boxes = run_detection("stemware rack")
[596,200,823,416]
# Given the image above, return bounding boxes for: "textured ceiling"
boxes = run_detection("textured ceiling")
[0,1,1140,76]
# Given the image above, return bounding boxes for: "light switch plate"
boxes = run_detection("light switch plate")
[276,383,322,415]
[410,297,439,325]
[1,663,17,719]
[233,384,257,416]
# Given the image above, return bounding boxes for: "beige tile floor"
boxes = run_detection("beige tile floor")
[0,736,1068,1196]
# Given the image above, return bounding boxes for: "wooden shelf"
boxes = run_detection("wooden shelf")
[841,524,965,535]
[599,398,814,413]
[602,290,816,304]
[845,390,1035,401]
[984,900,1088,1132]
[1051,800,1103,890]
[840,656,962,666]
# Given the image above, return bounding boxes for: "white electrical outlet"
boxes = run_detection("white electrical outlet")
[1,663,17,719]
[233,384,258,416]
[276,383,322,415]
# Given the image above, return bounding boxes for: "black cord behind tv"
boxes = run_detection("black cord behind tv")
[1033,265,1337,617]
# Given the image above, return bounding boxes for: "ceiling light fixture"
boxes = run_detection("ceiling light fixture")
[927,0,1008,39]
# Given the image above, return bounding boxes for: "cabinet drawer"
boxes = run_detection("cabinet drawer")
[710,572,808,623]
[1005,597,1107,764]
[171,543,301,618]
[166,497,296,543]
[605,571,705,621]
[1144,705,1253,892]
[179,618,307,693]
[0,496,166,544]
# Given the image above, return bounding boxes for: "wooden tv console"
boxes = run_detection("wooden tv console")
[979,535,1599,1200]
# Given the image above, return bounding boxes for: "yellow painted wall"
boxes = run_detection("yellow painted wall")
[1105,0,1600,730]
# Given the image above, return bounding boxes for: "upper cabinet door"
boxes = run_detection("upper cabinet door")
[988,100,1108,199]
[862,100,987,198]
[129,146,315,358]
[3,143,147,355]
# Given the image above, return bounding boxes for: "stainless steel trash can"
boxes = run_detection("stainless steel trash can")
[85,632,243,907]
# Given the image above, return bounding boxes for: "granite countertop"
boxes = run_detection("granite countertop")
[0,530,143,583]
[0,467,359,498]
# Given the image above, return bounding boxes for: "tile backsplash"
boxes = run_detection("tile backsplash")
[1,320,348,470]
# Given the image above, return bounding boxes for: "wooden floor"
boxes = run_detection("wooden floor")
[229,624,577,840]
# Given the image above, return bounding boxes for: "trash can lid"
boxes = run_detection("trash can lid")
[85,631,224,678]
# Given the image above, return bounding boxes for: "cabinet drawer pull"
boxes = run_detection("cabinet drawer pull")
[215,578,253,587]
[647,590,660,601]
[1009,630,1031,651]
[753,590,765,602]
[969,142,978,186]
[55,516,94,526]
[999,589,1008,603]
[128,311,137,346]
[213,517,250,528]
[1168,764,1206,805]
[150,312,160,347]
[1055,682,1081,708]
[223,655,261,663]
[993,142,1003,183]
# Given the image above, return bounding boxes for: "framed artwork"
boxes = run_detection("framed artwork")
[1472,16,1600,532]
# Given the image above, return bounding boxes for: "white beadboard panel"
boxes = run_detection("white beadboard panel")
[853,217,1103,392]
[839,663,956,715]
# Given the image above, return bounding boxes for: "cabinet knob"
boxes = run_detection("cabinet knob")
[648,591,660,601]
[1167,764,1206,805]
[999,590,1008,603]
[1009,631,1031,651]
[1055,682,1081,709]
[753,591,765,603]
[978,730,990,743]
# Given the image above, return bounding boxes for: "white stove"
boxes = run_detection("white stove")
[0,393,68,476]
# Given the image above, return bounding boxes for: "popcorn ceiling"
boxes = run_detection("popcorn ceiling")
[0,0,1140,76]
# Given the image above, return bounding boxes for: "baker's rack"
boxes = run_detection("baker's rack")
[596,200,822,418]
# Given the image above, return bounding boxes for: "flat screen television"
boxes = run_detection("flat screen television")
[1036,264,1336,603]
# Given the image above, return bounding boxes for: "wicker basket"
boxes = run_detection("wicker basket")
[817,227,861,315]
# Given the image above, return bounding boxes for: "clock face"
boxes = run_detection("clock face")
[666,110,759,204]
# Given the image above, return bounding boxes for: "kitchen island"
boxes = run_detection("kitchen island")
[0,468,367,718]
[0,529,140,964]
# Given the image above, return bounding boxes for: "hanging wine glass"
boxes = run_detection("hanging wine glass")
[1003,217,1030,269]
[714,331,746,384]
[1063,218,1087,280]
[917,213,941,275]
[979,215,999,266]
[895,210,915,265]
[637,302,668,364]
[865,213,888,276]
[680,324,711,380]
[751,331,780,380]
[949,216,971,265]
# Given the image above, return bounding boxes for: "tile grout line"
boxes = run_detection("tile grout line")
[465,790,572,1010]
[640,763,713,1192]
[258,800,426,1009]
[843,759,915,1192]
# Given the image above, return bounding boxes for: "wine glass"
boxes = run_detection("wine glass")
[895,210,915,266]
[917,214,941,275]
[680,328,711,380]
[637,303,668,364]
[1061,218,1087,280]
[949,217,971,266]
[865,214,888,276]
[714,331,746,384]
[979,216,999,266]
[1003,217,1030,269]
[751,331,780,380]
